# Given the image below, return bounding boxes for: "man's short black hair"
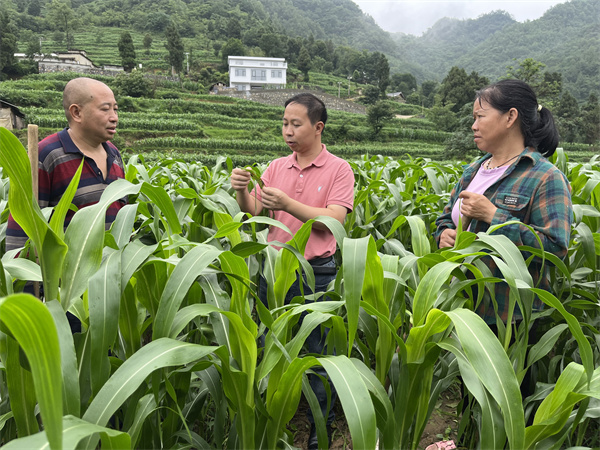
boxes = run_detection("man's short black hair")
[284,93,327,128]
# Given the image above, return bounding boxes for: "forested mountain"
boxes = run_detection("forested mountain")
[254,0,398,54]
[392,0,599,100]
[391,11,517,81]
[2,0,598,101]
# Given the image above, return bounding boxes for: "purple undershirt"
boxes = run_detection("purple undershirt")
[451,164,509,228]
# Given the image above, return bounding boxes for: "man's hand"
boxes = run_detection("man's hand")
[439,228,457,248]
[230,168,252,192]
[261,187,289,211]
[458,191,497,224]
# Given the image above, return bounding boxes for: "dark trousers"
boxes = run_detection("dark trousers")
[258,257,337,425]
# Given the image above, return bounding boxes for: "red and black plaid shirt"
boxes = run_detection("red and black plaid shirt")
[6,128,126,251]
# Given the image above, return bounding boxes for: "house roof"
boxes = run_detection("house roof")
[0,100,25,118]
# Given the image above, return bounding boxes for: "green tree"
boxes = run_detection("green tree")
[443,102,478,159]
[556,90,580,142]
[579,93,600,144]
[118,31,136,72]
[362,85,381,105]
[371,52,390,97]
[557,90,579,119]
[25,35,41,59]
[0,10,18,77]
[143,33,152,55]
[390,73,417,94]
[260,33,285,58]
[421,80,438,107]
[367,100,395,136]
[164,21,184,75]
[113,71,153,98]
[227,18,242,39]
[538,71,563,105]
[52,30,65,46]
[505,58,545,87]
[221,38,245,68]
[28,0,42,16]
[426,104,459,132]
[439,67,488,113]
[297,46,311,81]
[46,0,80,50]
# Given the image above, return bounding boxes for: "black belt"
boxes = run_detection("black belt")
[308,256,336,274]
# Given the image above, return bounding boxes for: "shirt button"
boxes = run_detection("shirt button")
[300,174,303,178]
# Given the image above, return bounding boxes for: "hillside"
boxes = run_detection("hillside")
[4,0,598,101]
[392,0,599,100]
[255,0,398,54]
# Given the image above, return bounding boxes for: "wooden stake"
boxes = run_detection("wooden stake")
[27,124,40,299]
[28,125,38,201]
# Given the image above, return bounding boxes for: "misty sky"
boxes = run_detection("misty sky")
[353,0,570,35]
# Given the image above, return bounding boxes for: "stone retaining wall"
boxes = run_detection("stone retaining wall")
[216,89,366,115]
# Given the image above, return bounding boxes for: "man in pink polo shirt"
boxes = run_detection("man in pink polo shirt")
[230,92,354,448]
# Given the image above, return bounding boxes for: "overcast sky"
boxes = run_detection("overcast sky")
[353,0,570,36]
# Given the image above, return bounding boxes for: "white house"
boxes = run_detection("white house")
[228,56,287,91]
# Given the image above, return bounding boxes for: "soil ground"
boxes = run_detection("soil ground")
[289,386,462,450]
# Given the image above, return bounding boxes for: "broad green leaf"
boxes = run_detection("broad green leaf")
[2,258,42,282]
[126,394,157,448]
[351,358,395,450]
[48,160,84,240]
[219,251,254,333]
[89,248,122,396]
[5,334,38,437]
[120,239,157,292]
[46,300,80,417]
[439,336,505,450]
[140,182,183,235]
[2,415,131,450]
[413,260,460,326]
[199,274,232,349]
[266,356,318,449]
[0,294,63,450]
[61,179,141,311]
[153,243,222,339]
[533,288,594,385]
[445,308,525,450]
[110,203,139,249]
[0,127,67,303]
[320,356,377,450]
[342,236,370,357]
[170,303,220,338]
[82,339,218,428]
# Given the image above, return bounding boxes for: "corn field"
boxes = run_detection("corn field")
[0,126,599,449]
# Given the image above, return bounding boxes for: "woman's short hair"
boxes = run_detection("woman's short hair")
[475,79,559,157]
[284,93,328,128]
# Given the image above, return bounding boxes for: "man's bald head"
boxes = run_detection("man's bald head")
[63,77,114,123]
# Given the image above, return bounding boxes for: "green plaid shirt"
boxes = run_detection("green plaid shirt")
[435,148,573,323]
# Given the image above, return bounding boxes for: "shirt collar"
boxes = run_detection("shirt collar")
[58,127,117,157]
[285,144,328,169]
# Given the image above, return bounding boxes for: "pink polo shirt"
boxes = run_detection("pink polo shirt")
[253,144,354,260]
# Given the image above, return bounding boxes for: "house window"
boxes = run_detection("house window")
[235,69,246,77]
[271,70,282,78]
[251,70,266,81]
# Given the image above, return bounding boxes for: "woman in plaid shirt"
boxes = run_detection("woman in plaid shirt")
[435,79,573,326]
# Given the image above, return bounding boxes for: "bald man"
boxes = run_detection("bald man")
[5,77,126,252]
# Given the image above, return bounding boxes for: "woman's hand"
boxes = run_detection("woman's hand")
[439,228,457,248]
[458,191,497,224]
